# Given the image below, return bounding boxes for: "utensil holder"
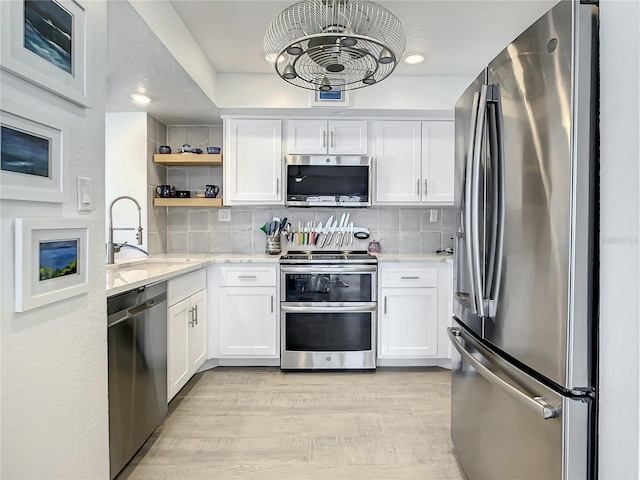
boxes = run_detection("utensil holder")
[266,234,281,255]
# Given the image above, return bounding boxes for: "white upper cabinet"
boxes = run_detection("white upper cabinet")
[286,119,368,154]
[422,121,454,204]
[373,120,454,205]
[374,121,422,203]
[224,118,283,205]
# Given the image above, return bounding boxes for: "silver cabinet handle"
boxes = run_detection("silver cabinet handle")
[238,275,257,279]
[417,179,420,195]
[276,178,280,194]
[188,307,195,327]
[401,276,420,280]
[448,327,558,419]
[330,130,334,148]
[193,304,198,325]
[271,295,274,313]
[323,130,327,148]
[384,296,388,314]
[424,179,428,196]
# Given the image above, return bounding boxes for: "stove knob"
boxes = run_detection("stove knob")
[326,356,332,362]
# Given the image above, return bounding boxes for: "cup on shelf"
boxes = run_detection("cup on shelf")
[155,185,172,198]
[206,146,220,154]
[205,185,220,198]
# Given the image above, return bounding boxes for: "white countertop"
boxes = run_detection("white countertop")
[106,252,453,297]
[106,254,280,297]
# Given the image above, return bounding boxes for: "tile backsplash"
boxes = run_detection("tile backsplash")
[166,205,457,255]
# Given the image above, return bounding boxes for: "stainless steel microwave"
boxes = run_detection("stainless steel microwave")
[285,155,372,207]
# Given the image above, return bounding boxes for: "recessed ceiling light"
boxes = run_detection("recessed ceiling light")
[130,93,151,104]
[404,54,425,65]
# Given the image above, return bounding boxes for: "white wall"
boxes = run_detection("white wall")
[215,73,470,113]
[598,1,640,478]
[129,0,219,105]
[105,112,149,260]
[0,2,109,478]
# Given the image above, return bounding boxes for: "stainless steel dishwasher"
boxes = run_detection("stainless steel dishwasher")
[107,281,167,479]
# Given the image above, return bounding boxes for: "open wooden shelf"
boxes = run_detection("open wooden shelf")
[153,153,222,166]
[153,198,223,207]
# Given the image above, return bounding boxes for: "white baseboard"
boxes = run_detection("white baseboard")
[376,357,452,369]
[216,358,281,367]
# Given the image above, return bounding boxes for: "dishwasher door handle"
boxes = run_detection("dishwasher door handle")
[108,293,166,328]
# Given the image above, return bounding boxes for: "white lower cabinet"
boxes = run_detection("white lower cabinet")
[377,261,453,365]
[219,286,277,356]
[167,269,208,401]
[212,264,279,363]
[380,287,438,357]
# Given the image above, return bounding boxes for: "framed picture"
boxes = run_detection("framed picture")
[310,88,350,108]
[15,218,89,312]
[0,0,88,107]
[0,108,65,202]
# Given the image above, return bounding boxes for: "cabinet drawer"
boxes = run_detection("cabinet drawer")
[382,267,437,288]
[218,266,277,286]
[168,268,207,306]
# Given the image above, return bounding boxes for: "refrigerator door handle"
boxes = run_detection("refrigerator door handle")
[471,86,488,317]
[462,91,482,314]
[448,327,558,420]
[484,84,506,318]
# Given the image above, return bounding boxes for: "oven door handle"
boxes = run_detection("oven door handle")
[281,303,377,313]
[280,265,377,274]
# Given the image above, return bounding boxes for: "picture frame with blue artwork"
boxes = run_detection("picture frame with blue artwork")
[15,218,89,312]
[310,87,350,108]
[0,106,65,203]
[0,0,88,107]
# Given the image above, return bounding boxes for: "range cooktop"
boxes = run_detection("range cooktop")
[279,250,377,264]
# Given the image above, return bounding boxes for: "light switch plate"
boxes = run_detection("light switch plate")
[430,209,438,222]
[218,209,231,222]
[77,177,92,211]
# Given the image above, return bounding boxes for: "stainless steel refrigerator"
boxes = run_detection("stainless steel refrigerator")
[449,1,598,478]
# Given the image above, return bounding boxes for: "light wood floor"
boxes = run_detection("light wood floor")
[119,367,467,480]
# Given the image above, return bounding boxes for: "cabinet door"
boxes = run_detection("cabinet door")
[189,289,208,373]
[287,120,327,154]
[379,287,438,357]
[225,119,282,204]
[168,297,190,400]
[422,121,454,204]
[329,120,368,154]
[219,286,278,357]
[374,121,422,203]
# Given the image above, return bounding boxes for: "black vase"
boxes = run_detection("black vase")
[159,145,171,154]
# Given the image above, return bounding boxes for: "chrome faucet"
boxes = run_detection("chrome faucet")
[107,195,143,264]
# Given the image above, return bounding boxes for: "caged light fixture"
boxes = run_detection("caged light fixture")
[264,0,406,92]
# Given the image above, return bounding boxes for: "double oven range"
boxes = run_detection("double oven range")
[279,250,377,370]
